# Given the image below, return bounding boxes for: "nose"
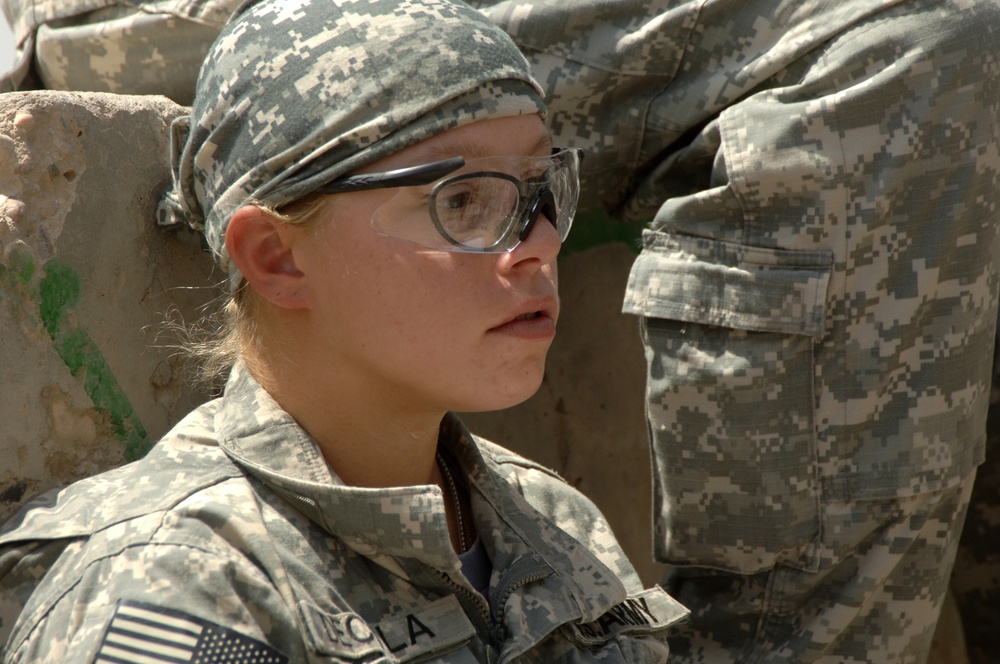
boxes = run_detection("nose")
[500,202,561,272]
[517,189,558,242]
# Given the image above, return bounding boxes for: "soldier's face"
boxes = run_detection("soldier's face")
[294,114,561,415]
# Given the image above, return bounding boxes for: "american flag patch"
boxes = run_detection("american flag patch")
[94,600,288,664]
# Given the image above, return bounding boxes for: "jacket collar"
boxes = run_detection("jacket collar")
[216,362,458,570]
[216,363,630,627]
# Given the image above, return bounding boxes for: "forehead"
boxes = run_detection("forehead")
[376,115,552,171]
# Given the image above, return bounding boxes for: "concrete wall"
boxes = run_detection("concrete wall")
[0,91,215,521]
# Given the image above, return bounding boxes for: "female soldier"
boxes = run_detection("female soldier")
[0,0,686,661]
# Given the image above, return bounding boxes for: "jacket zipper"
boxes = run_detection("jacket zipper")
[491,571,550,663]
[437,571,500,662]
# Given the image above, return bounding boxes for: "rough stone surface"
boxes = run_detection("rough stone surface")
[0,91,216,523]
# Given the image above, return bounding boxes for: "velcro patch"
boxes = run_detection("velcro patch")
[94,600,288,663]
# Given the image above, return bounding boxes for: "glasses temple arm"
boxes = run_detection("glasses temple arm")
[320,156,466,193]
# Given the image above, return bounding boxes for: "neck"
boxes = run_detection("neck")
[242,334,445,487]
[241,319,474,552]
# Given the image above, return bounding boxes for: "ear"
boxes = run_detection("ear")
[225,205,311,309]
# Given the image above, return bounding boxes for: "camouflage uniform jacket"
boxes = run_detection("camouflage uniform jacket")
[0,363,686,663]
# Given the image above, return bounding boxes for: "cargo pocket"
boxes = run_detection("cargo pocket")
[624,231,833,574]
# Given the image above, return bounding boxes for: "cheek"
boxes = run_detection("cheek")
[309,217,500,346]
[332,249,474,342]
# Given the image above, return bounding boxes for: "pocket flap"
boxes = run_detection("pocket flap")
[623,231,833,336]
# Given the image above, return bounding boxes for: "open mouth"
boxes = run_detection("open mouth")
[489,305,556,338]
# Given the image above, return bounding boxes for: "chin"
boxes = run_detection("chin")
[456,373,545,414]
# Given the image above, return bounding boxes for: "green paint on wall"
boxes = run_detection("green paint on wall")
[10,248,35,285]
[0,247,37,290]
[39,261,79,337]
[39,260,150,461]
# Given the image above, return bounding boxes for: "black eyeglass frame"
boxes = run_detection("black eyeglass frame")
[318,147,584,252]
[319,156,468,193]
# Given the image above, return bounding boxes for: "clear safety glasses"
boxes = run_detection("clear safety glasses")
[319,148,584,253]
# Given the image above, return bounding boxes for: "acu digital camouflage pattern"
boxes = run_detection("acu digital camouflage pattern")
[156,0,545,291]
[461,0,1000,661]
[0,0,238,104]
[0,362,688,662]
[4,0,1000,661]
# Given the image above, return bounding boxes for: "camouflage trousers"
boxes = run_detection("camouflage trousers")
[660,475,975,663]
[621,1,1000,661]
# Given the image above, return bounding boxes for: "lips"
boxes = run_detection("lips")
[488,297,558,338]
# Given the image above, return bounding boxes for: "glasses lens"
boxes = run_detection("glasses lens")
[432,176,520,250]
[368,149,581,253]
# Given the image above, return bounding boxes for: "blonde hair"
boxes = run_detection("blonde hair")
[169,193,331,388]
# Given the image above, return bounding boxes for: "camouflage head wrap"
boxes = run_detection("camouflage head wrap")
[157,0,545,290]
